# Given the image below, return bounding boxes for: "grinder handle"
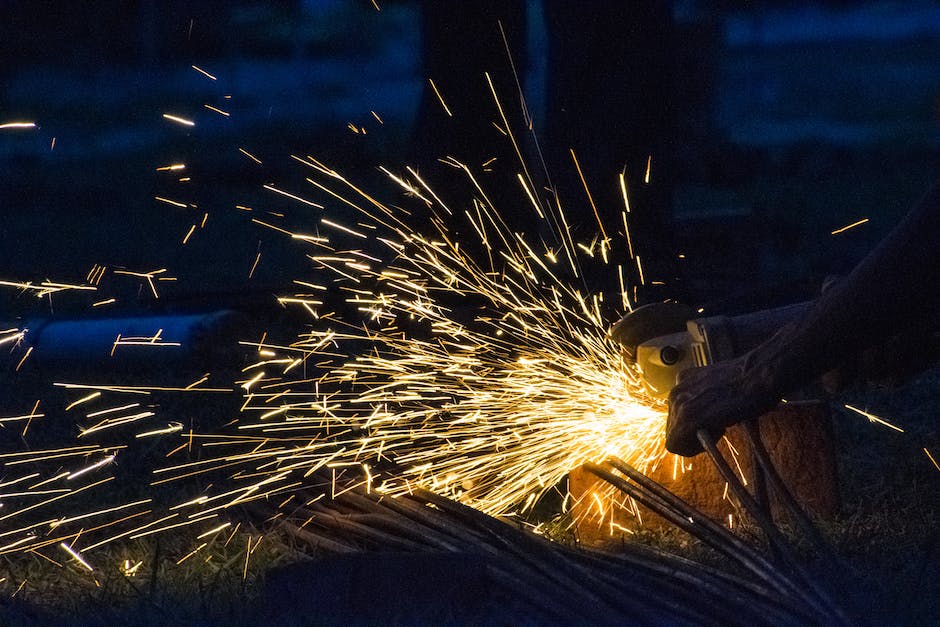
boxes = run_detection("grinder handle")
[694,301,813,362]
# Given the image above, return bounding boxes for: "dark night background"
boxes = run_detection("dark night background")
[3,0,940,318]
[2,1,940,624]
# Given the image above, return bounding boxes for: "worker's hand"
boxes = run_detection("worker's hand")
[666,356,779,456]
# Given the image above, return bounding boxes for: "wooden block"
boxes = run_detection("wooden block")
[569,402,839,545]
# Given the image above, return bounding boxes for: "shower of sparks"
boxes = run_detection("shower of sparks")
[151,140,669,518]
[0,143,664,554]
[0,60,673,562]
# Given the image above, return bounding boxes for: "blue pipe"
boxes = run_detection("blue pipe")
[23,310,250,371]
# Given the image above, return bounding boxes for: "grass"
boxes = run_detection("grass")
[2,9,939,622]
[5,363,934,625]
[0,526,302,626]
[826,366,940,623]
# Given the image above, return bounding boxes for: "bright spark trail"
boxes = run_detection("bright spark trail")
[0,61,670,561]
[174,130,669,518]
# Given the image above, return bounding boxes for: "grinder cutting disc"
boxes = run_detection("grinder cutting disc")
[608,302,694,364]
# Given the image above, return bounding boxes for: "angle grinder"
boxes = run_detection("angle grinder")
[609,301,811,397]
[607,299,843,520]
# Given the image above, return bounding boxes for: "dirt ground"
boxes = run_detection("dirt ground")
[2,2,939,624]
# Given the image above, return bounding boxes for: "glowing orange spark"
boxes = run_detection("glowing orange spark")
[924,448,940,472]
[427,78,452,117]
[204,104,230,117]
[844,404,904,432]
[263,184,324,208]
[569,148,608,243]
[155,196,187,208]
[831,218,870,235]
[60,542,93,571]
[191,65,217,80]
[162,113,195,127]
[239,148,262,164]
[0,122,36,130]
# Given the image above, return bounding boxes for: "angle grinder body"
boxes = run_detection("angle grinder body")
[610,302,811,397]
[601,301,841,523]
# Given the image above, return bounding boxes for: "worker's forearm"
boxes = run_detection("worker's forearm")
[745,179,940,396]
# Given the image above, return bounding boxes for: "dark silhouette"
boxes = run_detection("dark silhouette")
[667,179,940,456]
[543,1,677,300]
[413,2,678,302]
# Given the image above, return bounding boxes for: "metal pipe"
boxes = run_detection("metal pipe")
[21,310,251,371]
[696,430,852,626]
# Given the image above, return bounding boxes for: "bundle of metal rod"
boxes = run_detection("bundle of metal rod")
[254,482,833,624]
[694,427,854,623]
[741,420,841,563]
[583,461,829,622]
[580,431,855,625]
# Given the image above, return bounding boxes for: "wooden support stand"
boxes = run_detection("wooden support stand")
[569,401,839,545]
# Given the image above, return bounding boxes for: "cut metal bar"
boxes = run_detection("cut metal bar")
[585,461,806,605]
[742,420,838,562]
[697,430,851,625]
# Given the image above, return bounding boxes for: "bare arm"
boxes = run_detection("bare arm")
[667,179,940,456]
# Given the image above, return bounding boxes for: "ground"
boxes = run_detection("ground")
[1,2,939,624]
